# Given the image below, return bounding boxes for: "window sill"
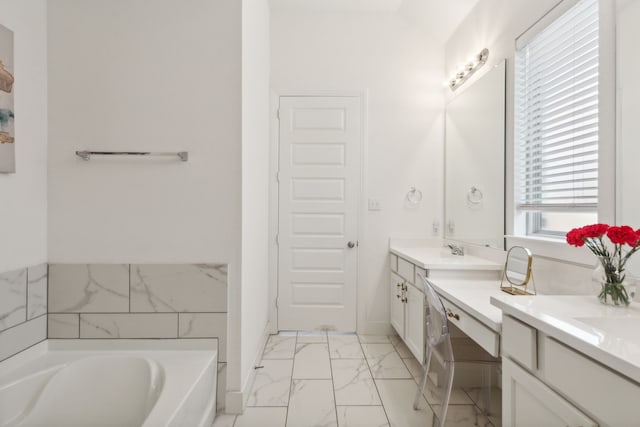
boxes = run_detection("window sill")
[506,235,596,267]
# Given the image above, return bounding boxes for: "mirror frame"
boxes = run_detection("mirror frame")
[500,246,536,296]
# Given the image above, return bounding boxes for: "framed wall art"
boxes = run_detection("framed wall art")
[0,23,15,173]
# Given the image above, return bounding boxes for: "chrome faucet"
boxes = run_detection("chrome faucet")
[446,243,464,256]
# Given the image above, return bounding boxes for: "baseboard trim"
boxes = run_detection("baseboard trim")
[357,321,393,336]
[225,322,272,414]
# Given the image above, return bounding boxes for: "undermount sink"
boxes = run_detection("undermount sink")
[574,316,640,343]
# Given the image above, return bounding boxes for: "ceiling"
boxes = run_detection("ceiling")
[270,0,481,43]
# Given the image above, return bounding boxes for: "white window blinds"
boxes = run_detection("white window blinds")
[515,0,599,211]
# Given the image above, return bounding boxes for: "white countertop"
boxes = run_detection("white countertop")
[432,279,505,332]
[390,245,503,271]
[491,295,640,384]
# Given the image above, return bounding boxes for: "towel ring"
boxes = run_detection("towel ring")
[406,187,423,206]
[467,186,483,205]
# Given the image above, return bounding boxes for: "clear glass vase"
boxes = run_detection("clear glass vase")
[592,258,636,306]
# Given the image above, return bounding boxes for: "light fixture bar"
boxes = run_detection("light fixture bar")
[449,48,490,91]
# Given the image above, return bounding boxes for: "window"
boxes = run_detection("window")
[515,0,599,237]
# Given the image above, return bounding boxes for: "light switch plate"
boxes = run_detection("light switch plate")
[368,198,381,211]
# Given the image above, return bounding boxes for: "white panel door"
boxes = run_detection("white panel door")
[277,96,361,331]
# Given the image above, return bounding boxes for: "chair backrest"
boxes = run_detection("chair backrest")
[417,274,450,348]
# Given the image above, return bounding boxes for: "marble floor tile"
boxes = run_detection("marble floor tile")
[234,407,287,427]
[464,386,502,423]
[336,406,389,427]
[328,335,364,359]
[293,343,331,379]
[247,359,293,407]
[211,414,236,427]
[263,335,297,359]
[421,380,475,406]
[358,335,390,344]
[401,356,424,381]
[375,379,433,427]
[430,404,490,427]
[297,330,328,343]
[287,379,337,427]
[362,344,412,379]
[402,358,475,406]
[332,359,381,406]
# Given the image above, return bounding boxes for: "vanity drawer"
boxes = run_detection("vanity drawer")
[542,336,640,424]
[440,296,499,357]
[390,253,398,273]
[502,315,537,371]
[397,257,415,283]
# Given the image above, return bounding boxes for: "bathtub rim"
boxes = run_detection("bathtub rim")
[0,339,218,427]
[0,338,218,378]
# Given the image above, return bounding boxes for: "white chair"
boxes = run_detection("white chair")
[413,274,500,427]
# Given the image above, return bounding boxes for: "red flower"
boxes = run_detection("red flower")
[582,223,609,238]
[607,226,638,246]
[566,227,586,247]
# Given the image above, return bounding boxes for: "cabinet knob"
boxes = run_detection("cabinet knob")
[401,297,408,303]
[347,241,356,248]
[447,310,460,320]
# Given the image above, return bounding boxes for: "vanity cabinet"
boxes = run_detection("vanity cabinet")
[389,254,424,363]
[501,314,640,426]
[502,357,597,427]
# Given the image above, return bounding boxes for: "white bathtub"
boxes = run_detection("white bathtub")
[0,339,218,427]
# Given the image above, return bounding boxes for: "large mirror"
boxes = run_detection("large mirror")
[617,0,640,277]
[444,60,506,249]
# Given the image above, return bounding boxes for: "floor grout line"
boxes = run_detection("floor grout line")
[359,335,392,426]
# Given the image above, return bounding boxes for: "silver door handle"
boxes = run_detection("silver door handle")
[347,241,356,248]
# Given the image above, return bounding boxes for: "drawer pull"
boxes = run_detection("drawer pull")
[447,310,460,320]
[401,297,408,304]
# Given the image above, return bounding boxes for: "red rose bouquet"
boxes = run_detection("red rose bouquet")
[566,224,640,305]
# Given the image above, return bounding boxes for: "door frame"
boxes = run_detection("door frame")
[268,90,368,333]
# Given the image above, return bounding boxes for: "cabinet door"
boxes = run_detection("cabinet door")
[404,283,424,363]
[390,272,405,337]
[502,358,597,427]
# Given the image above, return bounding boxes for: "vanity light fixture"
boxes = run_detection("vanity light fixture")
[448,48,489,91]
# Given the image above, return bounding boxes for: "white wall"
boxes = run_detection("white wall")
[240,0,271,408]
[46,0,244,405]
[616,0,640,276]
[0,0,48,272]
[271,11,445,334]
[444,0,619,294]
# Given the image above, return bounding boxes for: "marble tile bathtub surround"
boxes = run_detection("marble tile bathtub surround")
[48,264,129,313]
[46,263,228,404]
[27,264,48,319]
[48,313,80,338]
[80,313,178,339]
[130,264,227,312]
[0,264,48,362]
[0,268,27,330]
